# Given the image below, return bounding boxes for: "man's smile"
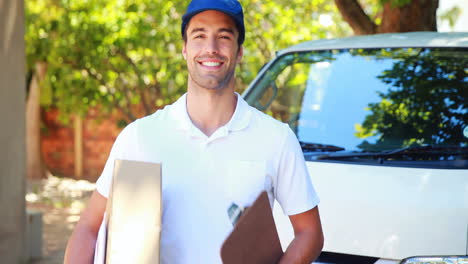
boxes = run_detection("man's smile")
[199,61,223,67]
[197,58,225,69]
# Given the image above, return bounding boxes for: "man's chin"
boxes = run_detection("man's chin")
[189,72,235,91]
[194,78,228,90]
[200,83,224,90]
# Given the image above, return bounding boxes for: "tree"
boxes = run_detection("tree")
[26,0,189,178]
[27,0,188,123]
[334,0,439,34]
[26,62,47,179]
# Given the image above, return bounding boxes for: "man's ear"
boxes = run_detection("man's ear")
[236,46,243,63]
[182,45,187,60]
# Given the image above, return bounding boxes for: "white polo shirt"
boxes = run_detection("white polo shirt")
[96,93,319,264]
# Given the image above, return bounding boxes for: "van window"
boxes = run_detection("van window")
[245,48,468,167]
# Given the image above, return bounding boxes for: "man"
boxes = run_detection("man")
[65,0,324,263]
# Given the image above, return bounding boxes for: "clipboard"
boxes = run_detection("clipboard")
[220,191,284,264]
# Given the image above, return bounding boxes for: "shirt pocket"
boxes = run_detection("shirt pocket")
[225,159,267,208]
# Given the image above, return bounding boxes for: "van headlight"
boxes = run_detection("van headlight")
[400,256,468,264]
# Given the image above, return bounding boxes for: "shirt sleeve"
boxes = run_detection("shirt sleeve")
[274,124,320,215]
[95,123,136,198]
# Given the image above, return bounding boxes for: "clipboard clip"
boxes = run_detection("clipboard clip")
[227,203,245,226]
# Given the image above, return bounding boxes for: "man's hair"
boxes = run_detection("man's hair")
[182,20,244,46]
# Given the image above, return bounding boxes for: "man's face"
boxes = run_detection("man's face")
[183,10,243,91]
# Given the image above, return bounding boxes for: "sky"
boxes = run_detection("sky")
[438,0,468,32]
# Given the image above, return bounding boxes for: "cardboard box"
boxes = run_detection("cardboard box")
[105,159,162,264]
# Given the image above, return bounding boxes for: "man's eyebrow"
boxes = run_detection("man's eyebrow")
[218,28,235,34]
[189,27,206,35]
[189,27,235,35]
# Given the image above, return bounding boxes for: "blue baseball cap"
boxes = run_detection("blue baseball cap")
[181,0,245,45]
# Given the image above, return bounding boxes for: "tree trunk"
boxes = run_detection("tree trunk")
[334,0,377,35]
[74,115,83,179]
[379,0,438,33]
[335,0,438,35]
[26,61,47,180]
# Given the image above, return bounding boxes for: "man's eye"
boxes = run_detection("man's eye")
[220,36,231,40]
[194,35,204,39]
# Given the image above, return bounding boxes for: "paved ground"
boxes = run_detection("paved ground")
[27,204,81,264]
[26,176,94,264]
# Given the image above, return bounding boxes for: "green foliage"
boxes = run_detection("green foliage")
[240,0,349,84]
[26,0,349,124]
[27,0,187,123]
[439,6,462,30]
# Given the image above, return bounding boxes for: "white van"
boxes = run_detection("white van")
[242,32,468,264]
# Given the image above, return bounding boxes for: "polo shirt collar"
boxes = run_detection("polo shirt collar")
[226,93,252,132]
[171,93,192,131]
[171,93,252,135]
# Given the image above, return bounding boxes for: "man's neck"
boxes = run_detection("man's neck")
[186,87,237,137]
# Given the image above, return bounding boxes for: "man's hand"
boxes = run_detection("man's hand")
[64,190,107,264]
[279,206,324,264]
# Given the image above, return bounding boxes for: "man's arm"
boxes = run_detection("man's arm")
[64,190,107,264]
[279,206,324,264]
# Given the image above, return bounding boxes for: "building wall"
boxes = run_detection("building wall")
[83,109,122,179]
[41,108,122,182]
[0,0,26,262]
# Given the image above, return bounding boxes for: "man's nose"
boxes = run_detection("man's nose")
[204,36,219,54]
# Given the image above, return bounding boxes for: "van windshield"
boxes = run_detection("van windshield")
[244,47,468,164]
